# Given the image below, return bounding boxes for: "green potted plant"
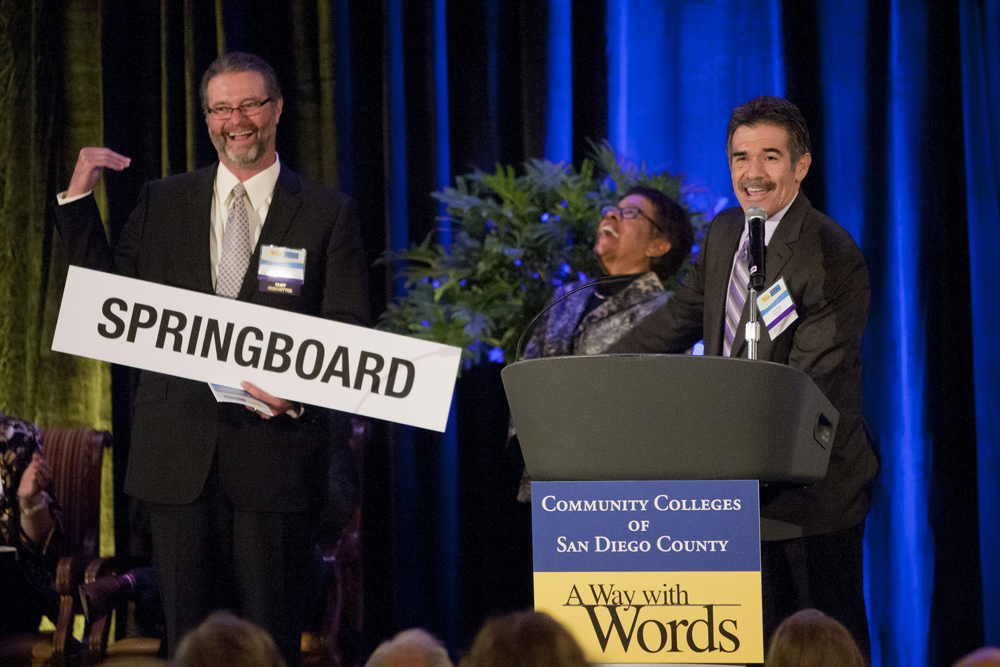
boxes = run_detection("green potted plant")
[377,142,708,367]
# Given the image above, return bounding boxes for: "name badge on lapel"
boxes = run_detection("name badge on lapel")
[757,276,798,339]
[258,245,306,295]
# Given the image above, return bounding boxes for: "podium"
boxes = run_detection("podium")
[501,354,838,485]
[502,354,840,665]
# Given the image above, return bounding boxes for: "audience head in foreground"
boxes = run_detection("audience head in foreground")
[173,610,284,667]
[460,610,588,667]
[764,608,864,667]
[953,647,1000,667]
[365,627,453,667]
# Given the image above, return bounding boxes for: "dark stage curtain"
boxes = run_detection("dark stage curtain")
[959,0,1000,650]
[4,0,997,663]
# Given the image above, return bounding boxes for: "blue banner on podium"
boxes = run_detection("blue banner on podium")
[533,479,763,664]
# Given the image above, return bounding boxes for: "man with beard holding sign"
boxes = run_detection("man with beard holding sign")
[53,52,369,665]
[608,96,879,659]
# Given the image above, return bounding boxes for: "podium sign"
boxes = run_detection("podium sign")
[532,480,763,664]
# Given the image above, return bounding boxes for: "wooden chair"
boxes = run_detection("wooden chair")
[82,555,162,666]
[0,426,110,667]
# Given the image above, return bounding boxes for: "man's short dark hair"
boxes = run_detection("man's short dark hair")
[726,96,811,167]
[200,52,283,113]
[623,185,694,282]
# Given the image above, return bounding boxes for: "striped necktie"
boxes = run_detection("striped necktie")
[216,182,251,299]
[723,237,751,357]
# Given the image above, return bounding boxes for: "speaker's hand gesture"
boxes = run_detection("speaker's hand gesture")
[66,147,131,198]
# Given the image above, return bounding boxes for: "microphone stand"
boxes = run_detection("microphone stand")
[746,288,761,360]
[745,209,767,360]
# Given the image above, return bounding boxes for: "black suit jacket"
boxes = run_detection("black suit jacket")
[611,193,879,538]
[53,164,370,513]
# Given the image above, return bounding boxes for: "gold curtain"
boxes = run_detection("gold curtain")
[0,0,111,430]
[291,0,338,186]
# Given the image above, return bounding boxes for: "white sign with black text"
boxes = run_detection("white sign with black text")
[52,266,462,431]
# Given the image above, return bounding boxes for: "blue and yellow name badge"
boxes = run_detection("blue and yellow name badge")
[532,479,763,664]
[756,276,798,340]
[258,245,306,295]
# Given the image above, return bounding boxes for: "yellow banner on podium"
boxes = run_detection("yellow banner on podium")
[535,571,763,663]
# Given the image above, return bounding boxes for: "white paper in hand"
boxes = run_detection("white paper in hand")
[209,383,274,416]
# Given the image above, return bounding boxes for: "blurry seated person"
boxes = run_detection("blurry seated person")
[0,413,62,636]
[954,647,1000,667]
[459,610,587,667]
[515,186,694,500]
[365,628,453,667]
[764,608,865,667]
[174,610,284,667]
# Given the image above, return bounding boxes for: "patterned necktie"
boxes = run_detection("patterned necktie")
[723,236,751,357]
[217,182,251,298]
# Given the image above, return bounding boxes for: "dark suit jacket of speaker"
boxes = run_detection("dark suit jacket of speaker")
[610,193,879,538]
[53,164,370,514]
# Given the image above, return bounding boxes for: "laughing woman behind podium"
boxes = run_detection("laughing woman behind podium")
[514,186,693,501]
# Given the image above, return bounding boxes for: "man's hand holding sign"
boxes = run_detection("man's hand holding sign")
[240,381,292,419]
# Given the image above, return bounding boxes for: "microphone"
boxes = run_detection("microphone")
[746,205,767,291]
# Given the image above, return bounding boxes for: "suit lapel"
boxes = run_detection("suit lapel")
[237,167,302,301]
[731,192,810,358]
[187,166,216,293]
[762,192,808,284]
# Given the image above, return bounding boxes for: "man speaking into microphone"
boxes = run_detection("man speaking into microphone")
[609,96,879,657]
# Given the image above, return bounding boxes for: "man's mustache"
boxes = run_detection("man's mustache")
[738,178,776,191]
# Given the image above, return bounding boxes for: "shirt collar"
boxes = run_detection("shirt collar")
[768,191,797,225]
[741,191,799,246]
[215,154,282,209]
